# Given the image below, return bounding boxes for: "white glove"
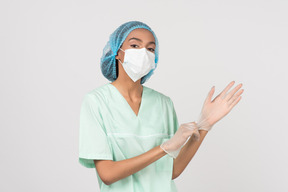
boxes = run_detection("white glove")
[196,81,244,132]
[160,122,200,158]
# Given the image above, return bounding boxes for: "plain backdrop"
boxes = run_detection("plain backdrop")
[1,0,287,191]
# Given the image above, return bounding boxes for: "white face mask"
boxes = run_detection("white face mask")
[117,47,156,82]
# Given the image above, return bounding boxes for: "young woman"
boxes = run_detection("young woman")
[78,20,244,192]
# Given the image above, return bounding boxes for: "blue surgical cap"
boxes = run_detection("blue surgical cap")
[100,21,159,84]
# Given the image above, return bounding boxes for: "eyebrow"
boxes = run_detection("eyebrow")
[128,37,155,45]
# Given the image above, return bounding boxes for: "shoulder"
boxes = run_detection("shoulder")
[143,85,173,105]
[82,83,111,103]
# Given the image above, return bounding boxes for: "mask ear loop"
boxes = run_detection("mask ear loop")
[117,48,125,64]
[117,58,123,64]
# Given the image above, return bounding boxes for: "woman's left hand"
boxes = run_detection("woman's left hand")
[196,81,244,132]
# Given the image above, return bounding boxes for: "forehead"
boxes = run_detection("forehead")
[125,28,155,42]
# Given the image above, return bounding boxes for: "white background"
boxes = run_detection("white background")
[1,0,287,191]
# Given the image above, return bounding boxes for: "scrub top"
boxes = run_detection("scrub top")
[78,82,179,192]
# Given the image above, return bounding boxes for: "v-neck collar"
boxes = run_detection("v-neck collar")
[108,83,145,118]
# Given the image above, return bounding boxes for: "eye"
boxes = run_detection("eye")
[148,48,155,52]
[130,44,139,48]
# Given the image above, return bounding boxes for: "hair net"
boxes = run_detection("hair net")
[100,21,159,84]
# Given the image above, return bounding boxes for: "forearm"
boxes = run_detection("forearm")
[95,145,167,185]
[172,130,208,179]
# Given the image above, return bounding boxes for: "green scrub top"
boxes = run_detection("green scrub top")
[78,82,179,192]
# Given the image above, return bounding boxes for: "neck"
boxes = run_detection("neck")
[111,78,143,99]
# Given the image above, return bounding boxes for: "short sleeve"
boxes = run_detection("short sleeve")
[168,97,180,135]
[78,93,113,168]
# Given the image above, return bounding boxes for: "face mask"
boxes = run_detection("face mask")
[117,47,156,82]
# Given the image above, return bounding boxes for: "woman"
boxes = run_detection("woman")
[78,21,244,192]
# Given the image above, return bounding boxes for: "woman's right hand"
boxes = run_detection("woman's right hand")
[160,122,200,159]
[196,81,244,132]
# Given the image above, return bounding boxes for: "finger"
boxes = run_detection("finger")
[220,81,235,98]
[204,86,215,105]
[185,122,197,129]
[228,89,244,106]
[229,95,242,110]
[183,123,197,131]
[188,123,198,130]
[225,83,243,101]
[186,122,197,125]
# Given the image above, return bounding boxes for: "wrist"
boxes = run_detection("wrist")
[199,126,212,132]
[199,129,209,134]
[159,144,168,156]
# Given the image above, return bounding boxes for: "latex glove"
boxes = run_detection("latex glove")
[196,81,244,132]
[160,122,200,158]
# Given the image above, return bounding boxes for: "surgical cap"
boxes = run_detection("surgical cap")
[100,21,159,84]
